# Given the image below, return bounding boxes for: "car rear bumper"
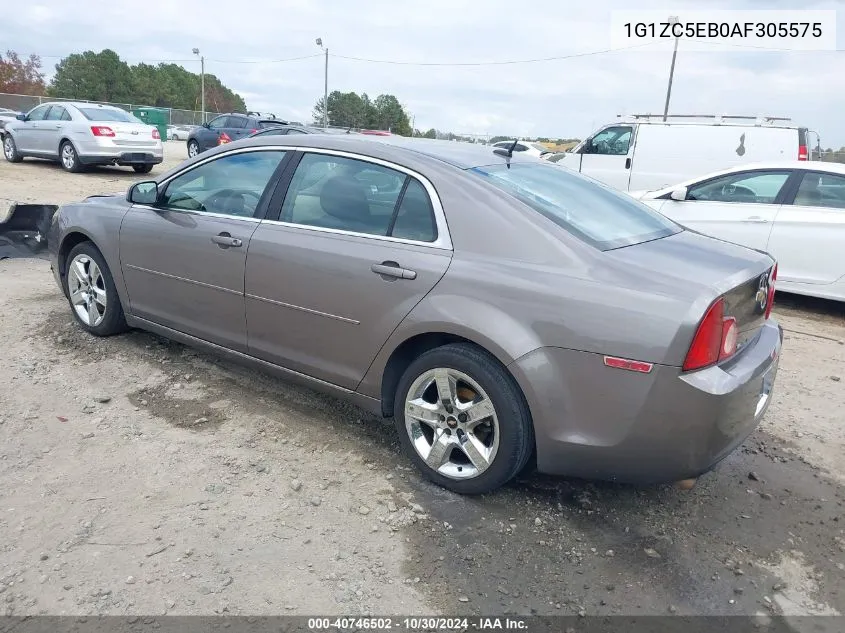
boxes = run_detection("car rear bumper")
[78,152,163,166]
[509,320,783,484]
[74,138,163,165]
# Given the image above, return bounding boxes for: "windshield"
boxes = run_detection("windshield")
[78,108,144,123]
[471,163,681,250]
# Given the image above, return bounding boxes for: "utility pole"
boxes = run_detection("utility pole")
[316,38,328,128]
[662,16,679,122]
[192,48,205,124]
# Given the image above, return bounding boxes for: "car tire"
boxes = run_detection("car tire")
[59,141,84,173]
[3,134,23,163]
[393,343,534,495]
[187,140,200,158]
[133,164,154,174]
[64,242,128,337]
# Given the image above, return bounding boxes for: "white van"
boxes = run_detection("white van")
[555,114,812,193]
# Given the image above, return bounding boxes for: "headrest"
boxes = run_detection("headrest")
[319,176,371,221]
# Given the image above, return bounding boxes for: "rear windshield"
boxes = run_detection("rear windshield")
[78,108,143,123]
[471,163,681,250]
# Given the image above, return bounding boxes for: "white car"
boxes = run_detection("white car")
[491,140,549,158]
[2,101,163,173]
[168,125,194,141]
[635,161,845,302]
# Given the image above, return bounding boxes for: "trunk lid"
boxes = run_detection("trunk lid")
[605,230,775,350]
[96,121,158,147]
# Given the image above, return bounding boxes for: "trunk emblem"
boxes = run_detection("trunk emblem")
[130,131,139,135]
[755,274,769,312]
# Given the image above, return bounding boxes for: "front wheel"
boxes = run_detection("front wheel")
[187,140,200,158]
[3,135,23,162]
[133,164,154,174]
[64,242,128,336]
[393,343,534,495]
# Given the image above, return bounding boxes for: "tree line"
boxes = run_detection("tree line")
[0,49,245,113]
[2,49,591,146]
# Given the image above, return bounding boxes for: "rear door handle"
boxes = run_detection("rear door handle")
[371,261,417,280]
[741,216,770,224]
[211,233,243,248]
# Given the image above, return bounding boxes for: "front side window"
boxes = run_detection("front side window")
[281,153,435,241]
[472,162,680,250]
[583,126,632,156]
[160,150,286,217]
[687,171,790,204]
[793,172,845,209]
[207,116,228,130]
[27,105,51,121]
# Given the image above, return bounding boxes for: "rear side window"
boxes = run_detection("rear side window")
[391,179,437,242]
[472,163,680,250]
[226,116,248,129]
[280,153,436,242]
[793,172,845,209]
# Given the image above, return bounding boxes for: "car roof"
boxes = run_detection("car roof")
[246,134,544,169]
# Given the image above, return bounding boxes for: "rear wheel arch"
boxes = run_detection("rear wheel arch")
[379,331,525,418]
[58,136,77,156]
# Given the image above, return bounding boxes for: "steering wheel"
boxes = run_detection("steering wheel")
[721,184,756,200]
[204,189,261,216]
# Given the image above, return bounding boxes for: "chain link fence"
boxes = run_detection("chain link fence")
[0,92,222,126]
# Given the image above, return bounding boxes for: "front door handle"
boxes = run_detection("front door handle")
[371,261,417,280]
[211,232,243,248]
[625,157,632,169]
[741,216,770,224]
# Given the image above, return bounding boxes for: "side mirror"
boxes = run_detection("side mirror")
[670,187,688,201]
[16,113,26,121]
[128,181,159,205]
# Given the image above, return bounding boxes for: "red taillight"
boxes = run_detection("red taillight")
[683,297,739,371]
[798,145,808,161]
[152,128,160,140]
[91,126,115,137]
[249,129,257,134]
[218,132,232,145]
[765,264,777,320]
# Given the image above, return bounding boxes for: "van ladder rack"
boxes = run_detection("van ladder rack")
[617,114,793,125]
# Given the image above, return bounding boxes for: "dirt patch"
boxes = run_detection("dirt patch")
[1,257,844,618]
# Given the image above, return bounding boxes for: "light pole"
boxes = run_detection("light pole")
[316,38,328,128]
[662,16,679,122]
[192,48,205,124]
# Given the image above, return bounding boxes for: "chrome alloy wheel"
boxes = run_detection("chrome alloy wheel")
[3,137,14,160]
[188,142,199,158]
[61,143,76,169]
[68,254,107,327]
[404,368,500,480]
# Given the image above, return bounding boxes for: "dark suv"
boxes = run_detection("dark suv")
[186,114,287,157]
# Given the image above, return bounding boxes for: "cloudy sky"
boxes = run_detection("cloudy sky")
[6,0,845,146]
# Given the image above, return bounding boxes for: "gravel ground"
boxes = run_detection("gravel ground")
[0,144,843,618]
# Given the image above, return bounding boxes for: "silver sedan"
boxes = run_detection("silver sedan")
[2,101,163,173]
[47,135,782,494]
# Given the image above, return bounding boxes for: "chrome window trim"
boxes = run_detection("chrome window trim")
[131,204,262,223]
[156,145,453,250]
